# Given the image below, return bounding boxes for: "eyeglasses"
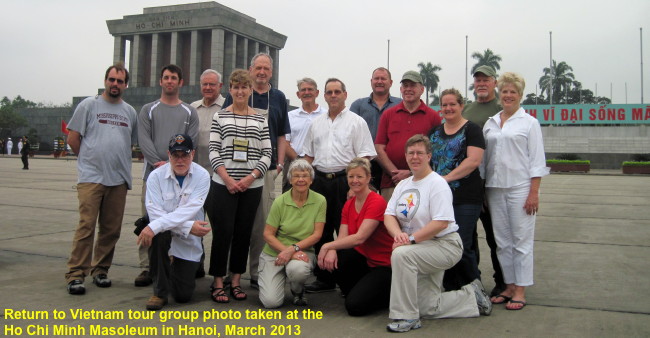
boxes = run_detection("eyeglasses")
[406,151,428,157]
[107,77,125,84]
[291,174,311,180]
[325,89,343,95]
[170,152,191,160]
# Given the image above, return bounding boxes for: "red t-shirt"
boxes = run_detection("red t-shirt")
[375,100,442,188]
[341,191,392,267]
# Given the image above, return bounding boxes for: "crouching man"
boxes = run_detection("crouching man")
[137,134,211,310]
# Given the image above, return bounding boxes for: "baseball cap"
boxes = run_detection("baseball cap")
[473,65,497,78]
[400,70,423,84]
[168,134,193,153]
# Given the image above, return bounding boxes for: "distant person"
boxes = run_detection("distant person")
[481,72,549,310]
[17,139,23,155]
[350,67,402,190]
[318,158,392,316]
[429,89,485,291]
[384,135,491,333]
[259,159,325,308]
[6,138,13,155]
[375,70,442,201]
[0,139,5,156]
[136,64,199,287]
[283,78,326,191]
[462,65,505,297]
[190,68,225,279]
[137,134,211,311]
[64,62,138,295]
[302,78,377,293]
[20,136,30,170]
[222,53,289,290]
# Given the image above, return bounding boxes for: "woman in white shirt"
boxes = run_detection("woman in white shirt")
[482,72,549,310]
[384,134,491,333]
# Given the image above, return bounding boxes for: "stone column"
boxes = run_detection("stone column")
[113,36,126,64]
[131,34,146,87]
[150,33,163,87]
[170,32,182,66]
[189,30,202,86]
[247,40,259,66]
[269,47,279,89]
[236,36,248,69]
[211,28,225,80]
[223,32,237,84]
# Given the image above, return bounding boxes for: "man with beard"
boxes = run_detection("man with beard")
[462,65,506,297]
[135,64,199,287]
[221,53,289,289]
[65,62,138,294]
[350,67,401,191]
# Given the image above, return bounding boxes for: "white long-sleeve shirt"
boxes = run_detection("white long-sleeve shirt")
[145,162,210,262]
[481,107,549,188]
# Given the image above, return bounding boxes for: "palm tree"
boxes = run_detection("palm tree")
[470,49,502,75]
[417,62,442,106]
[469,49,502,92]
[539,60,575,104]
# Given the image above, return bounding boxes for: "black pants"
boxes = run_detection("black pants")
[149,231,199,302]
[310,173,348,284]
[208,181,262,277]
[443,204,481,291]
[333,249,391,316]
[21,153,28,169]
[472,205,505,287]
[369,159,382,192]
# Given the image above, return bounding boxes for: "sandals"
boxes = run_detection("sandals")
[506,300,527,310]
[491,294,512,304]
[210,286,230,303]
[230,285,247,301]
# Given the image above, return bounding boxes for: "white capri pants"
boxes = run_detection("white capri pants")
[258,251,314,308]
[486,184,536,286]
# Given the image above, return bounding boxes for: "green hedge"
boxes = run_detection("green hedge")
[622,161,650,166]
[546,160,590,165]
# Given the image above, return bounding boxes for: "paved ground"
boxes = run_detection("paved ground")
[1,156,649,337]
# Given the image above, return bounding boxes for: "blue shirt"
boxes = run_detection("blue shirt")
[223,87,289,169]
[349,94,402,140]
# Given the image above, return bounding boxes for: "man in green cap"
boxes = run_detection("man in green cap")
[462,65,506,297]
[374,71,442,200]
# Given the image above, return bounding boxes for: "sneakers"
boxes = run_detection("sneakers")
[92,274,112,288]
[386,319,421,333]
[135,270,153,287]
[146,296,168,311]
[470,279,492,316]
[67,279,86,295]
[291,291,308,306]
[304,280,336,293]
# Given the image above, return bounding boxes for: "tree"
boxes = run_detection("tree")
[539,60,575,104]
[417,62,442,106]
[0,96,31,138]
[469,49,502,93]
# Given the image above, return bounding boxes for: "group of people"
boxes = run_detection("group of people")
[61,54,548,332]
[2,136,30,169]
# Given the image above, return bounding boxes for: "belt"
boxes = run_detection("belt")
[315,170,346,180]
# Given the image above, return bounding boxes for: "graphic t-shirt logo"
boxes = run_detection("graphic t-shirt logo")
[396,189,420,221]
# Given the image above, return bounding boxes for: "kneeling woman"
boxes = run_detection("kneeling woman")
[318,157,393,316]
[384,135,492,333]
[259,159,325,308]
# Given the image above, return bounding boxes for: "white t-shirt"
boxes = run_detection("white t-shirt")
[385,171,458,238]
[286,104,326,157]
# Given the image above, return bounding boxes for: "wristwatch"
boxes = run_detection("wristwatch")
[292,244,301,252]
[250,172,258,179]
[408,235,416,245]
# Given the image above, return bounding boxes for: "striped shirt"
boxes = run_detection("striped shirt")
[209,110,271,188]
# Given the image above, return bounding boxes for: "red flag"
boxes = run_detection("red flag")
[61,120,69,135]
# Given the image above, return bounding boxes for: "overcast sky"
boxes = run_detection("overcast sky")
[1,0,648,107]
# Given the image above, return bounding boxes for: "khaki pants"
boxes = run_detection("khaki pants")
[389,232,479,320]
[65,183,127,283]
[248,170,279,280]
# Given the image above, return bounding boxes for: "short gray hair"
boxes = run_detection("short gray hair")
[297,77,318,90]
[287,159,315,180]
[200,69,222,83]
[250,53,273,69]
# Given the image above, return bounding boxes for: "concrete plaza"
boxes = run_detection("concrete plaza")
[1,156,649,337]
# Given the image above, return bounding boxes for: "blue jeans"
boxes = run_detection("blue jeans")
[443,204,481,291]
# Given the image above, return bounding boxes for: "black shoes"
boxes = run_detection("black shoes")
[67,280,86,295]
[135,270,153,287]
[304,280,336,293]
[93,274,112,288]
